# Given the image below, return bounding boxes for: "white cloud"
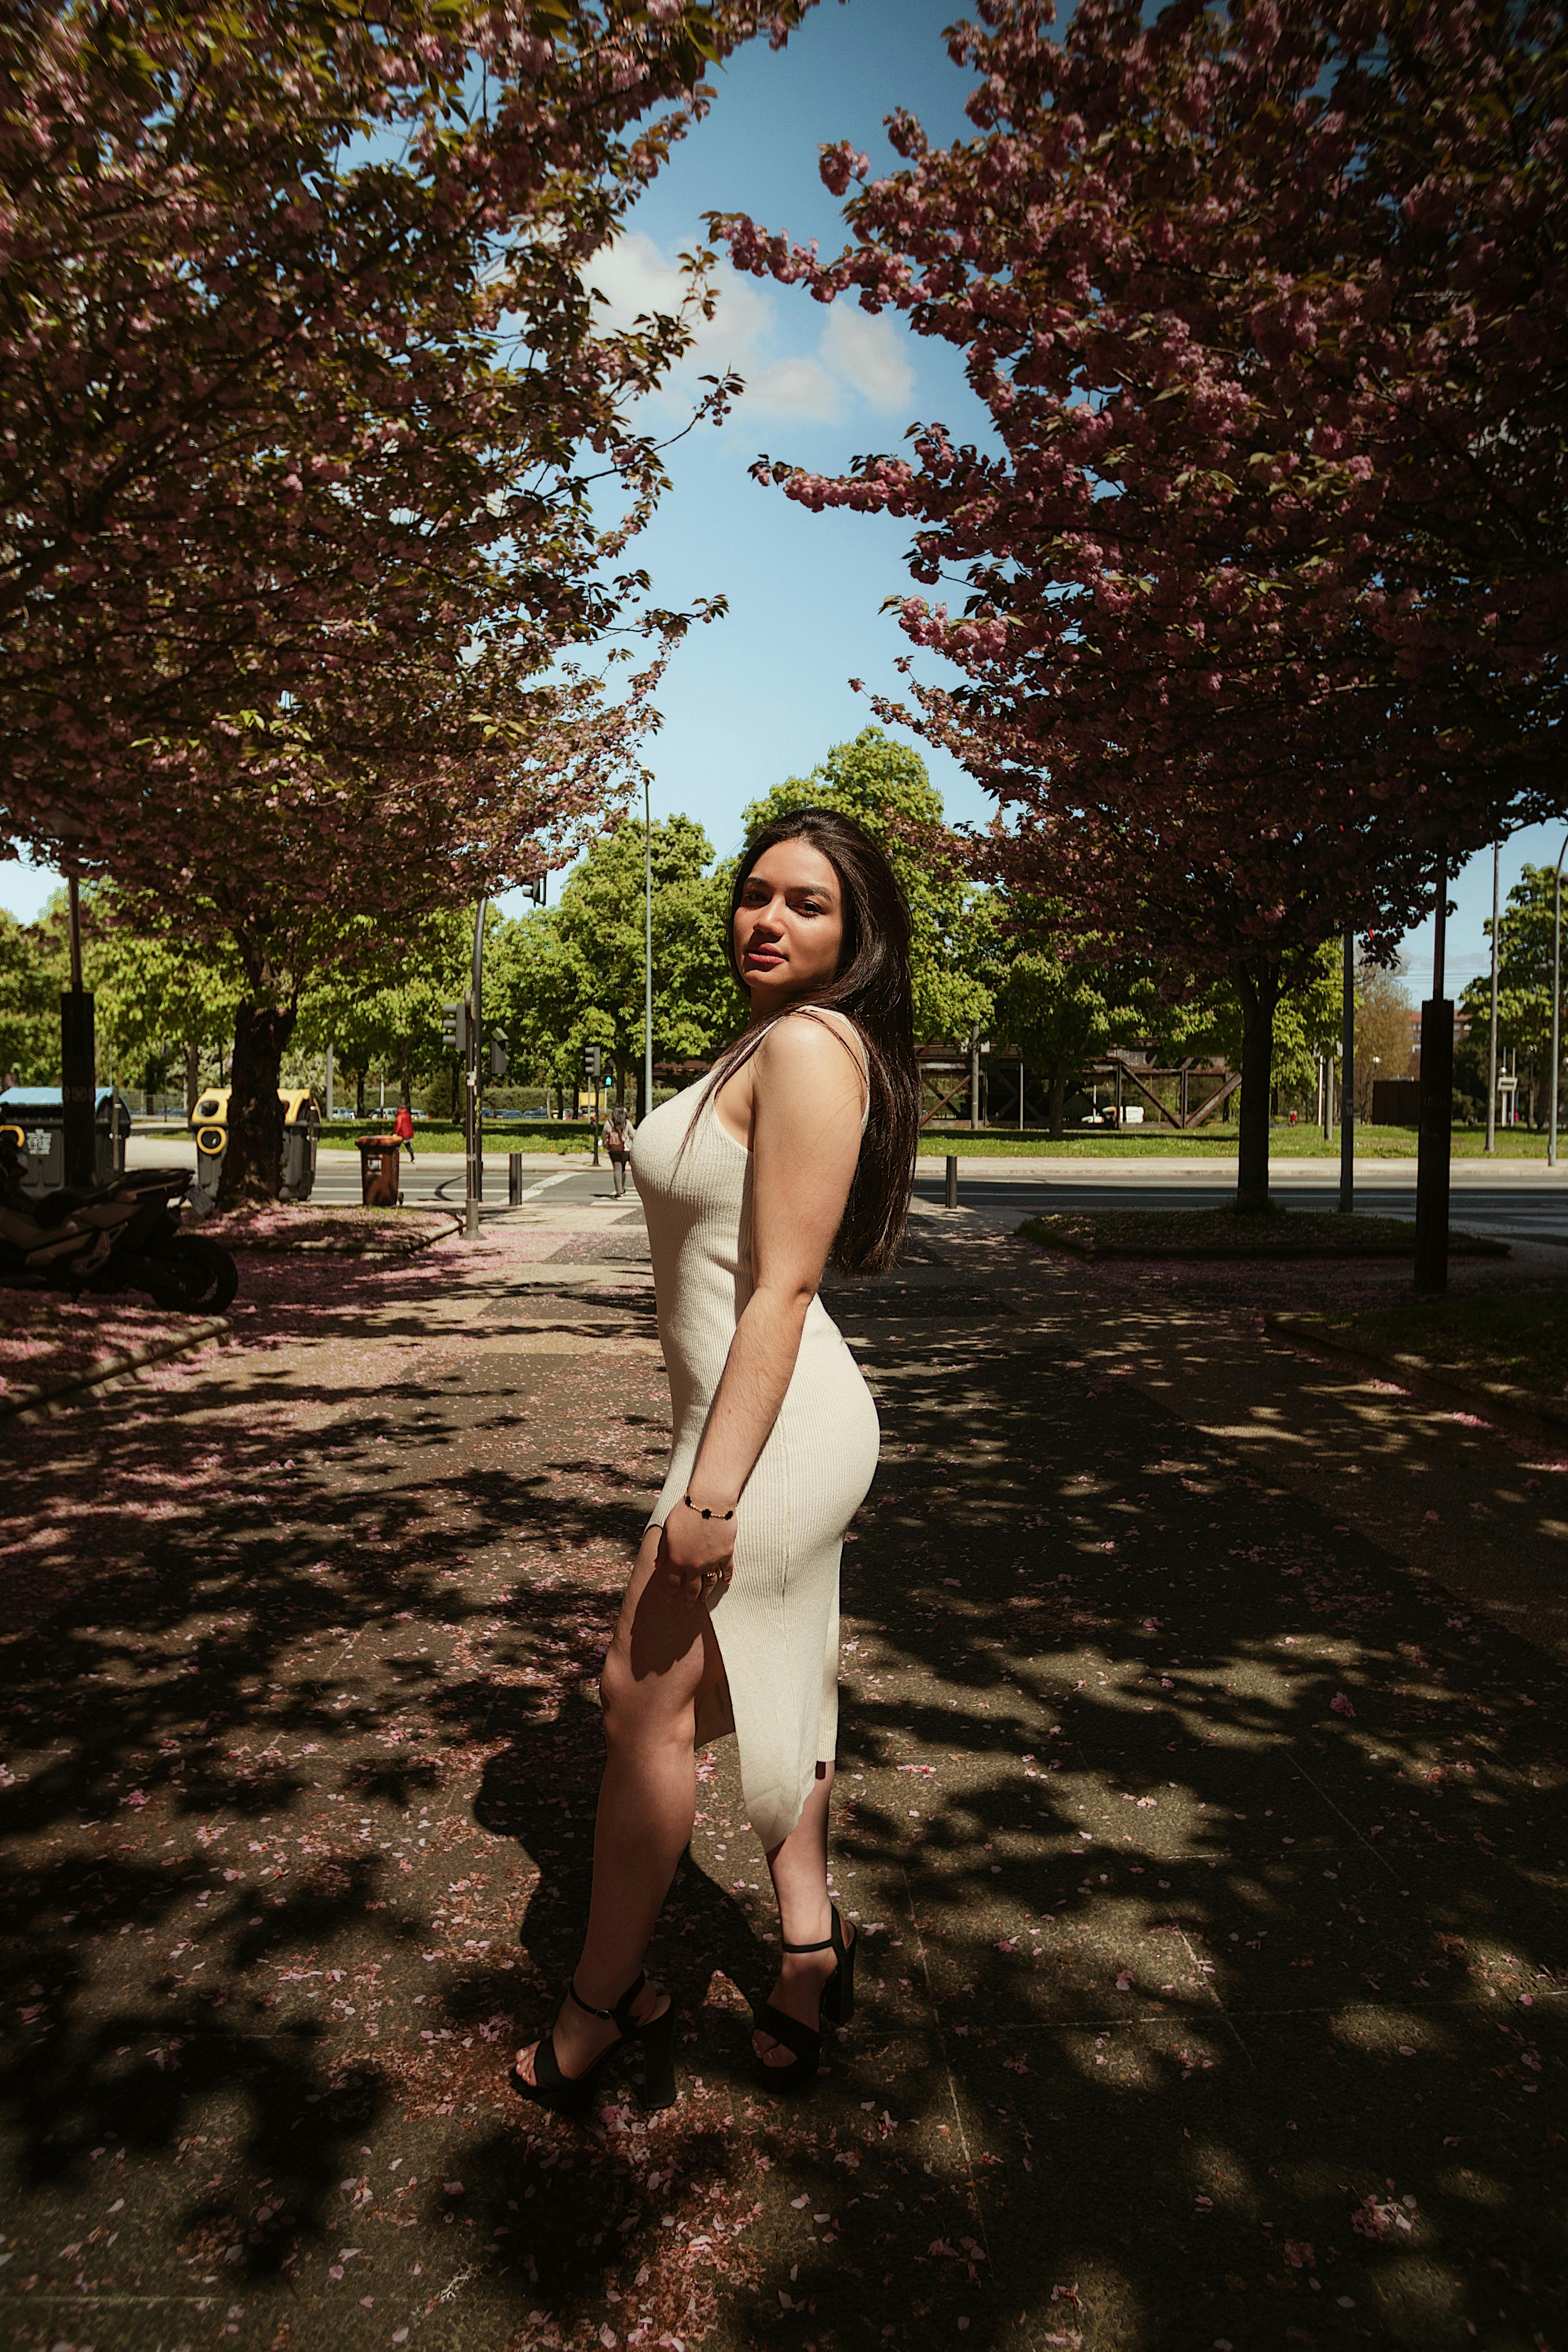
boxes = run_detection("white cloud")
[581,231,918,426]
[820,305,917,414]
[746,355,846,423]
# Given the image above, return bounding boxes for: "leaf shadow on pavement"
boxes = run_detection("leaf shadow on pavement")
[792,1245,1567,2352]
[0,1233,1563,2350]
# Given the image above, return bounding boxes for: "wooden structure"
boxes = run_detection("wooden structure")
[646,1045,1239,1132]
[1089,1051,1240,1131]
[917,1042,983,1127]
[916,1040,1239,1131]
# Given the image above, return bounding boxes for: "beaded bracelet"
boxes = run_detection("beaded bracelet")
[682,1493,735,1522]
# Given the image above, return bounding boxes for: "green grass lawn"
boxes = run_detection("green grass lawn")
[917,1124,1551,1158]
[137,1114,1552,1163]
[1018,1206,1508,1259]
[134,1118,595,1155]
[1282,1297,1568,1400]
[316,1120,591,1155]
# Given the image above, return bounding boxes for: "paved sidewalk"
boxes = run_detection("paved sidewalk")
[0,1205,1563,2352]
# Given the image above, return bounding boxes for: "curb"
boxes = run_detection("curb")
[1019,1215,1508,1263]
[0,1316,231,1421]
[203,1215,462,1258]
[1265,1311,1568,1444]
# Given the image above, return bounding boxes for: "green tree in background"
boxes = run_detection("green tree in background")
[987,913,1149,1137]
[1457,865,1563,1129]
[489,817,733,1112]
[977,901,1340,1137]
[295,907,479,1117]
[83,896,244,1111]
[741,728,992,1045]
[2,889,242,1107]
[1158,947,1341,1115]
[1352,961,1416,1121]
[0,907,65,1084]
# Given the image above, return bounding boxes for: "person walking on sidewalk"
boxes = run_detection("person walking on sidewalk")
[394,1102,415,1162]
[511,808,918,2111]
[602,1104,635,1196]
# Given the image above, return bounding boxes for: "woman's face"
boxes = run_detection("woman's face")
[733,840,846,1013]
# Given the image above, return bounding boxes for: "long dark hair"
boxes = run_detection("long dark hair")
[705,806,919,1275]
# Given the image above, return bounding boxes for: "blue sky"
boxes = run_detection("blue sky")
[5,0,1562,997]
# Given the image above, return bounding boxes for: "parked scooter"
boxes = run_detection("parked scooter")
[0,1135,238,1314]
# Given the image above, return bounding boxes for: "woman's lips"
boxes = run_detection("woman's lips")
[743,946,783,966]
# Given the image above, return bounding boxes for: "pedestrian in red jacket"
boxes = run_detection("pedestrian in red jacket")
[394,1102,416,1161]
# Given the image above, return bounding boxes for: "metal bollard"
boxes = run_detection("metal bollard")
[945,1153,958,1210]
[508,1151,524,1206]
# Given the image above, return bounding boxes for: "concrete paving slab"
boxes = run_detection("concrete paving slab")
[2,1200,1564,2351]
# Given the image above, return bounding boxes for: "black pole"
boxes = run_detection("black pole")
[465,898,485,1238]
[61,877,96,1188]
[1338,926,1355,1213]
[1414,853,1453,1295]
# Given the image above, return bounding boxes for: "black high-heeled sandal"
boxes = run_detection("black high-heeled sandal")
[751,1906,857,2091]
[510,1972,677,2116]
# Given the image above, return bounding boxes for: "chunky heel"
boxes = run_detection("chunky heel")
[821,1907,856,2028]
[511,1972,675,2117]
[639,2007,678,2111]
[752,1905,857,2091]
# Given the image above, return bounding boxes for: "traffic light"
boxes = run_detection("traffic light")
[489,1027,509,1080]
[581,1043,602,1083]
[441,1002,470,1055]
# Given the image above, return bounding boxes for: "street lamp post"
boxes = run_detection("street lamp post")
[1486,840,1500,1155]
[466,896,486,1237]
[1550,834,1568,1171]
[61,874,97,1188]
[1338,926,1355,1212]
[643,778,654,1122]
[1413,849,1453,1294]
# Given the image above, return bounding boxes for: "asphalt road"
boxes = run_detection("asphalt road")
[905,1174,1568,1245]
[327,1153,1568,1245]
[128,1133,1568,1244]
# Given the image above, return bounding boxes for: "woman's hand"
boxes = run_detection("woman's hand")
[657,1503,736,1608]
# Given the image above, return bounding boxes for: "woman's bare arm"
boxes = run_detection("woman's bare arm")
[659,1018,865,1601]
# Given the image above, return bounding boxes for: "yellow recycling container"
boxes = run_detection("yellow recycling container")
[189,1088,320,1203]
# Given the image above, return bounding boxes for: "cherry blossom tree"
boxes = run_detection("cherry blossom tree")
[716,0,1567,1210]
[2,0,815,1197]
[113,639,690,1199]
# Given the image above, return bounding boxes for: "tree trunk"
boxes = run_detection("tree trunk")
[400,1045,413,1110]
[218,1001,295,1207]
[1235,967,1281,1216]
[1049,1070,1068,1139]
[185,1039,201,1117]
[355,1067,366,1117]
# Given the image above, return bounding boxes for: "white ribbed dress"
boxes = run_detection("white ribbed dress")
[631,1038,881,1850]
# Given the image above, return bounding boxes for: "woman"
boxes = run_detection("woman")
[602,1103,635,1197]
[512,807,918,2110]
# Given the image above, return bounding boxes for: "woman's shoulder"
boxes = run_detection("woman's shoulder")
[756,1006,868,1089]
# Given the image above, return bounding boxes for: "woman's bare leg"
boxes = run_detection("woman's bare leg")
[515,1525,722,2083]
[753,1762,853,2067]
